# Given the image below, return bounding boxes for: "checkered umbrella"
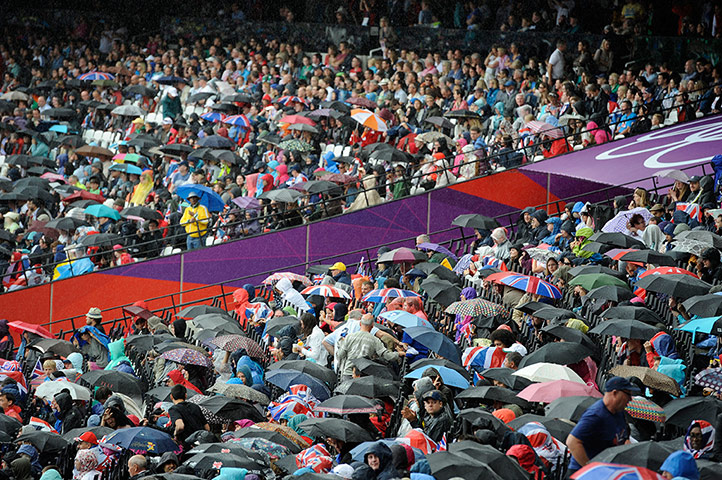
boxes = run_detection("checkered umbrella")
[445,298,509,317]
[160,348,213,368]
[207,334,265,357]
[625,396,666,423]
[695,368,722,393]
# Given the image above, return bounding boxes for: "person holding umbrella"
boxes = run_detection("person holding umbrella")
[180,191,210,250]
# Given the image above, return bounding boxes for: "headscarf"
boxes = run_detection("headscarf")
[168,369,202,394]
[75,449,99,475]
[684,419,715,459]
[642,224,664,252]
[236,365,253,386]
[130,170,154,205]
[287,413,311,438]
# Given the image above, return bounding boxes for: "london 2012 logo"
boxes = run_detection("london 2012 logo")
[595,118,722,169]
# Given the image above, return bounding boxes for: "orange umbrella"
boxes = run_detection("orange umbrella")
[350,109,388,132]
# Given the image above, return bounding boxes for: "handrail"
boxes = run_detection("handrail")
[6,86,718,287]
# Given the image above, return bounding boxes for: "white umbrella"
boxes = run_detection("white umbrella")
[36,380,91,401]
[512,363,585,384]
[672,238,708,256]
[654,169,690,183]
[602,207,653,234]
[112,105,146,117]
[526,247,559,263]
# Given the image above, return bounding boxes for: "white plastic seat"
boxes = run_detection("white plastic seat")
[332,145,344,157]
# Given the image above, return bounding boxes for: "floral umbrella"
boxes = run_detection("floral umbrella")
[254,422,310,450]
[207,335,265,357]
[159,348,213,368]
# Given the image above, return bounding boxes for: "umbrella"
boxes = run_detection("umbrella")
[424,116,454,130]
[347,96,377,109]
[677,316,722,336]
[262,316,301,337]
[695,368,722,393]
[0,414,21,437]
[451,213,499,230]
[532,306,579,322]
[513,363,585,384]
[673,238,710,256]
[259,188,302,203]
[572,462,667,480]
[603,306,663,324]
[79,370,143,398]
[419,278,461,307]
[232,196,262,211]
[75,145,114,157]
[677,229,722,249]
[626,396,666,423]
[478,367,531,390]
[300,285,351,299]
[298,417,373,442]
[176,305,227,318]
[444,109,480,119]
[636,274,711,299]
[191,313,241,333]
[620,250,676,266]
[109,162,143,175]
[188,440,285,460]
[427,451,502,480]
[368,147,410,164]
[197,396,265,423]
[518,342,593,368]
[589,319,659,339]
[232,428,303,453]
[349,358,396,380]
[184,452,265,474]
[314,395,379,414]
[281,113,316,126]
[590,441,677,472]
[16,431,68,452]
[334,376,401,397]
[112,105,145,117]
[455,386,529,408]
[589,232,647,249]
[7,321,53,339]
[160,348,213,368]
[207,335,264,357]
[267,359,336,386]
[568,273,629,291]
[123,85,157,97]
[404,326,461,364]
[415,131,455,145]
[682,294,722,317]
[541,325,597,352]
[508,415,576,440]
[405,365,469,389]
[265,369,331,400]
[35,380,91,401]
[602,208,654,234]
[663,396,722,427]
[415,262,460,283]
[176,184,226,212]
[278,139,314,152]
[587,285,636,303]
[120,205,162,221]
[378,247,426,264]
[448,441,532,480]
[655,168,690,183]
[28,338,78,357]
[545,395,599,421]
[62,426,114,442]
[196,135,235,148]
[518,380,602,403]
[608,365,682,396]
[416,242,458,260]
[208,382,270,405]
[361,288,420,303]
[497,273,562,298]
[297,180,340,195]
[457,408,511,437]
[262,271,312,286]
[83,203,122,221]
[378,310,433,329]
[146,386,173,402]
[697,459,722,480]
[1,91,29,101]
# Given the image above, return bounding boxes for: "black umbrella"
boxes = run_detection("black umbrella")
[334,376,401,398]
[2,191,29,202]
[68,199,100,209]
[211,149,242,165]
[138,473,202,480]
[79,233,121,247]
[590,440,677,471]
[532,306,578,322]
[697,459,722,480]
[620,250,676,266]
[259,188,302,203]
[544,395,598,422]
[191,313,240,332]
[368,147,410,164]
[123,85,157,97]
[603,306,664,324]
[682,294,722,318]
[45,107,76,119]
[568,265,627,279]
[451,213,499,230]
[62,426,114,442]
[197,135,235,148]
[298,417,373,443]
[302,180,341,195]
[7,154,32,167]
[410,358,469,378]
[221,93,253,104]
[587,284,636,303]
[589,319,659,339]
[121,206,162,220]
[514,301,550,316]
[424,116,454,129]
[0,413,21,437]
[636,274,711,299]
[427,451,502,480]
[197,396,265,423]
[125,333,177,352]
[267,359,336,386]
[263,316,300,337]
[589,232,646,249]
[17,186,55,203]
[444,109,480,119]
[478,367,532,390]
[456,386,529,408]
[56,134,86,148]
[16,431,69,452]
[457,408,511,436]
[508,414,575,441]
[232,427,302,453]
[128,137,160,149]
[677,230,722,249]
[14,176,50,189]
[176,305,227,318]
[319,100,351,113]
[663,396,722,428]
[80,370,143,399]
[146,386,173,402]
[184,452,266,476]
[28,338,78,357]
[420,278,462,307]
[541,325,597,353]
[448,441,532,480]
[416,262,460,284]
[519,342,592,367]
[350,358,396,380]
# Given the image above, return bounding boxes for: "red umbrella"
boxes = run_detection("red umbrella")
[63,191,105,204]
[279,115,316,126]
[639,266,698,279]
[122,305,154,320]
[320,173,357,185]
[517,380,602,403]
[8,321,54,339]
[485,271,514,283]
[605,248,639,261]
[347,96,377,110]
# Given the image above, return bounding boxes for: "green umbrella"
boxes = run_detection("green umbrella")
[568,273,629,291]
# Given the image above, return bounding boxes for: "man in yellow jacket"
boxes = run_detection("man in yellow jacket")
[180,192,210,250]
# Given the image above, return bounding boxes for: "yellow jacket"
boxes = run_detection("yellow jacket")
[180,203,210,237]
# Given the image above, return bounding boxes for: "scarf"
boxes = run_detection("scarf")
[130,170,154,205]
[684,419,715,459]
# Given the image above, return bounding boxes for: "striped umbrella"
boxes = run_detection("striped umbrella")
[444,298,509,317]
[200,112,226,123]
[625,396,666,423]
[300,285,351,299]
[263,272,312,286]
[77,72,115,81]
[498,274,562,299]
[350,108,388,132]
[223,114,251,128]
[361,288,420,303]
[277,96,308,107]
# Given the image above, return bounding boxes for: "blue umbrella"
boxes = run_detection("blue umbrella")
[176,184,226,212]
[404,326,461,364]
[405,365,470,389]
[55,257,95,279]
[265,369,330,401]
[102,426,179,454]
[84,204,122,221]
[676,316,722,337]
[109,163,143,175]
[49,124,69,133]
[379,310,433,329]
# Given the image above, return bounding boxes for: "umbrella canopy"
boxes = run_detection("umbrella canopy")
[334,376,401,397]
[427,451,503,480]
[207,335,264,357]
[191,313,241,333]
[424,116,454,129]
[532,306,579,322]
[677,316,722,336]
[417,242,458,260]
[75,145,114,157]
[349,358,396,380]
[635,274,712,299]
[183,452,264,475]
[451,213,499,230]
[314,395,379,414]
[79,370,143,399]
[176,184,226,212]
[695,368,722,394]
[609,365,682,396]
[176,305,227,318]
[587,285,637,303]
[589,232,646,249]
[208,382,270,405]
[16,431,68,453]
[663,396,722,428]
[160,348,213,368]
[36,380,91,401]
[545,395,599,422]
[589,441,677,472]
[513,363,585,384]
[620,250,676,266]
[419,279,461,307]
[84,204,121,220]
[626,396,666,423]
[120,205,162,220]
[232,428,303,453]
[299,285,351,299]
[262,316,301,337]
[0,414,21,437]
[196,396,265,423]
[508,415,575,441]
[541,325,598,352]
[478,367,532,390]
[298,417,373,443]
[497,273,562,298]
[405,365,470,389]
[378,247,426,264]
[568,273,629,291]
[378,310,433,329]
[518,380,602,403]
[572,462,667,480]
[8,321,54,339]
[404,326,461,364]
[519,342,593,368]
[448,441,532,480]
[361,287,420,303]
[265,369,331,400]
[259,188,302,203]
[676,229,722,249]
[266,359,336,386]
[455,386,529,408]
[29,338,78,357]
[682,294,722,318]
[589,319,659,340]
[603,306,664,324]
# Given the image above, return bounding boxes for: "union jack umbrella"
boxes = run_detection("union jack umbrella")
[263,271,312,286]
[223,114,252,128]
[571,462,665,480]
[402,429,437,454]
[277,95,308,107]
[300,285,351,299]
[361,288,420,303]
[350,108,388,132]
[498,273,562,299]
[77,72,115,81]
[200,111,226,123]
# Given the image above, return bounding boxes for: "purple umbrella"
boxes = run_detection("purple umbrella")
[160,348,213,368]
[232,196,261,210]
[417,242,458,261]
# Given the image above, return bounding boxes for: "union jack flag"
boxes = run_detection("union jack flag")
[28,416,58,433]
[296,444,333,473]
[0,371,27,395]
[436,433,447,452]
[0,360,21,371]
[675,202,703,222]
[356,256,371,277]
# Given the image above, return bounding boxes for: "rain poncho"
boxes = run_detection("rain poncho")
[541,217,563,245]
[572,227,595,259]
[684,419,715,459]
[65,352,84,373]
[130,170,153,205]
[168,369,202,394]
[660,450,700,480]
[72,326,110,368]
[105,338,133,372]
[642,224,664,252]
[276,277,311,313]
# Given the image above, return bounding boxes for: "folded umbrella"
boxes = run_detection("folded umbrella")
[519,342,593,368]
[545,395,599,422]
[635,274,711,299]
[405,365,469,389]
[298,417,373,443]
[267,359,336,386]
[589,319,659,340]
[265,369,331,401]
[455,385,529,408]
[608,365,681,396]
[518,380,602,403]
[404,326,461,364]
[314,395,379,415]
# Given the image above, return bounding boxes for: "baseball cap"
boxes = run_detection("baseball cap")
[330,262,346,272]
[604,376,641,395]
[504,80,516,87]
[422,390,444,402]
[167,87,178,98]
[187,192,200,199]
[74,432,98,445]
[689,175,701,183]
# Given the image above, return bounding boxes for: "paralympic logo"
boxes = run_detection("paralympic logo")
[595,118,722,169]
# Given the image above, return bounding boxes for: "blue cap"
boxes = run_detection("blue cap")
[604,376,641,394]
[422,390,444,402]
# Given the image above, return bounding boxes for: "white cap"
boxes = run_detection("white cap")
[162,117,173,125]
[167,87,178,98]
[331,464,354,479]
